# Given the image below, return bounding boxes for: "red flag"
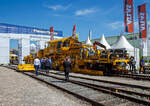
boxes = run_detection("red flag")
[137,4,147,38]
[72,24,76,38]
[124,0,134,33]
[50,26,54,41]
[73,24,76,32]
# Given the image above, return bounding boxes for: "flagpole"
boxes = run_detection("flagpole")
[146,0,148,58]
[142,0,148,58]
[133,0,135,59]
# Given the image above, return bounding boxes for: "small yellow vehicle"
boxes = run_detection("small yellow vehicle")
[17,64,35,72]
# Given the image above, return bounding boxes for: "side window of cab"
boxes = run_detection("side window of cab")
[63,40,70,47]
[57,41,62,49]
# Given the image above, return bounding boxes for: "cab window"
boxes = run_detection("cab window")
[57,41,62,48]
[63,41,70,47]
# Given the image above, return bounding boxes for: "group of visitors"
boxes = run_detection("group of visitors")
[34,57,52,76]
[40,57,52,71]
[34,56,71,81]
[129,56,145,74]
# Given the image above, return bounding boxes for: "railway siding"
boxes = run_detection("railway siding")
[0,67,91,106]
[2,66,150,105]
[25,72,139,106]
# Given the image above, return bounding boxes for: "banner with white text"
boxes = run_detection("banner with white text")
[124,0,134,33]
[137,4,147,38]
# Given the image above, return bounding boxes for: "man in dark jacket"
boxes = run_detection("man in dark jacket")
[63,56,71,81]
[41,57,46,69]
[129,56,136,73]
[45,58,50,74]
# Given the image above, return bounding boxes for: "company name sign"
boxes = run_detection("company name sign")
[0,23,63,37]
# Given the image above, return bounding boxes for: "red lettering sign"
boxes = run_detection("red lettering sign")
[137,4,147,38]
[124,0,134,33]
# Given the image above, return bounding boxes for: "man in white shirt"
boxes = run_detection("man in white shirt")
[34,57,40,76]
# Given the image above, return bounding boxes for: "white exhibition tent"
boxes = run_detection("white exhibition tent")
[85,36,93,45]
[98,34,111,49]
[111,35,140,68]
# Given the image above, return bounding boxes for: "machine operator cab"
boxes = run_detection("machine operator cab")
[80,45,96,59]
[108,48,130,72]
[44,37,79,56]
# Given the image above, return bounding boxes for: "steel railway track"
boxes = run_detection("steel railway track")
[39,71,150,105]
[4,66,150,105]
[113,74,150,81]
[25,72,145,106]
[48,71,150,90]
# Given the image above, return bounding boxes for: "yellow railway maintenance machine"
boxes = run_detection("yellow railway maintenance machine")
[23,36,130,75]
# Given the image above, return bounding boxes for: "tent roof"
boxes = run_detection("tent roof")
[111,35,134,50]
[98,34,111,49]
[85,36,92,45]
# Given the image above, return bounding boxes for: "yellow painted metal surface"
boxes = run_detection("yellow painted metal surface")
[17,64,35,71]
[72,68,103,76]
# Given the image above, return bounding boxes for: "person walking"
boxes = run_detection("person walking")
[48,57,52,70]
[139,56,145,74]
[45,57,50,74]
[40,58,43,69]
[34,57,40,76]
[63,56,71,81]
[129,56,133,73]
[131,56,136,74]
[41,57,45,69]
[41,57,46,70]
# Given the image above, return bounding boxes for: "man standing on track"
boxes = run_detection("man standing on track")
[139,56,145,74]
[63,56,71,81]
[48,57,52,70]
[34,57,40,76]
[129,56,136,74]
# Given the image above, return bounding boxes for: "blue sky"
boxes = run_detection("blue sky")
[0,0,150,49]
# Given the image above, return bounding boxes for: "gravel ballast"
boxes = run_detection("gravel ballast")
[0,67,91,106]
[62,71,150,87]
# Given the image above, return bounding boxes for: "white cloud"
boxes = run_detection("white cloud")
[75,8,98,16]
[47,4,71,11]
[108,21,123,30]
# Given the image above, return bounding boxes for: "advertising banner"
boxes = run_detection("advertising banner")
[137,4,147,38]
[0,23,63,37]
[124,0,134,33]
